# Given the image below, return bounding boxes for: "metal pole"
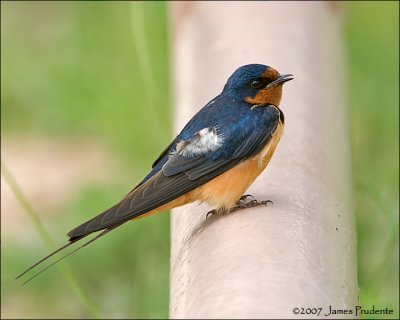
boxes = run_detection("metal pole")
[170,2,358,318]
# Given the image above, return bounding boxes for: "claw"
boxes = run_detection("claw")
[236,194,255,207]
[260,200,273,205]
[239,194,255,201]
[206,210,217,219]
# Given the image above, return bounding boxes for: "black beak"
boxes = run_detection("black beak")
[265,74,294,88]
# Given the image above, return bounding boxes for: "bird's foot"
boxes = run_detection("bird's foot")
[231,195,273,212]
[205,195,273,218]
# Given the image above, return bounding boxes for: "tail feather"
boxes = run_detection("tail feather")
[15,235,85,280]
[16,227,117,284]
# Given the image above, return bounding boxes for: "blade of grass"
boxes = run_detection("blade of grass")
[129,2,168,135]
[1,160,102,319]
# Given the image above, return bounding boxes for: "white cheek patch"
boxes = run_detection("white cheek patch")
[178,126,225,157]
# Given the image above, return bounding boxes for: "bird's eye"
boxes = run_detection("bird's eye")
[250,80,262,88]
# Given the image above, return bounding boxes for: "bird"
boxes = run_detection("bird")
[17,63,293,284]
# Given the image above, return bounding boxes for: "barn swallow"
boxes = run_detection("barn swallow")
[17,64,293,283]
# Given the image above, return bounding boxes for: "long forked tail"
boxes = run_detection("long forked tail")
[16,227,117,285]
[15,171,165,284]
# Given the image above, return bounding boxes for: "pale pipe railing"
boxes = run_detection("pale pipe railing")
[169,2,358,319]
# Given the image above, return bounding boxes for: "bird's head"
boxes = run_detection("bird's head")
[223,64,293,107]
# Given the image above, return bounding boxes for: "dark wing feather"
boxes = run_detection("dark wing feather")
[162,154,206,176]
[151,139,175,168]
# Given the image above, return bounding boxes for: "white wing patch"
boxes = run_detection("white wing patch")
[206,100,215,107]
[174,126,225,157]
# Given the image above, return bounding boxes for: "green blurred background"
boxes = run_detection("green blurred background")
[1,1,398,319]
